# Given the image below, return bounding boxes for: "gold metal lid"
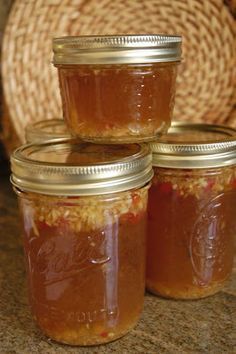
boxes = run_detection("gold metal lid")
[11,139,153,196]
[150,122,236,169]
[25,119,70,143]
[53,34,182,65]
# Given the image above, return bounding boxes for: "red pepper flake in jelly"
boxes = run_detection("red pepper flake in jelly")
[100,331,108,338]
[158,181,173,194]
[232,178,236,188]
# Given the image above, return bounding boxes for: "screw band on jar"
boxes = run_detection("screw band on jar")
[11,140,153,195]
[150,122,236,169]
[53,34,182,65]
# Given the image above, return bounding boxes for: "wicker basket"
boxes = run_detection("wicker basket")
[1,0,236,151]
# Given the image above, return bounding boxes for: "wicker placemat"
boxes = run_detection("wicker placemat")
[2,0,236,147]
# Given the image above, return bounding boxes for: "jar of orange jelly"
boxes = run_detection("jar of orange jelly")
[147,122,236,299]
[53,35,182,143]
[25,119,70,143]
[11,140,153,345]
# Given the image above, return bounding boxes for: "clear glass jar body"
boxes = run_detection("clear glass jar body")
[25,119,70,143]
[16,186,148,345]
[55,63,178,143]
[147,166,236,299]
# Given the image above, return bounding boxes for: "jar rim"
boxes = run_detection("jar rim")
[53,34,182,65]
[11,139,153,196]
[150,122,236,169]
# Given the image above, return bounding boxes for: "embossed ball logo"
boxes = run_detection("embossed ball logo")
[190,192,235,286]
[32,230,110,286]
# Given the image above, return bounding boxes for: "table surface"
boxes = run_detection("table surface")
[0,166,235,354]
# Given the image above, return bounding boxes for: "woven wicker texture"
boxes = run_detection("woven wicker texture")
[2,0,236,145]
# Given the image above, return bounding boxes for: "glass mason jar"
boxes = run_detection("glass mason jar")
[53,35,182,143]
[11,140,153,345]
[147,122,236,300]
[25,119,70,143]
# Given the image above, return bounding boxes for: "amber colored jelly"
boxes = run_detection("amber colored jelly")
[56,63,177,143]
[18,188,147,345]
[147,166,236,299]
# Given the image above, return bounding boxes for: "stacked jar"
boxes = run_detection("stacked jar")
[10,35,182,346]
[52,35,181,143]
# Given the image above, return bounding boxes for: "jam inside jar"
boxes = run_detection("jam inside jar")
[53,35,182,143]
[56,63,177,143]
[147,166,236,299]
[11,141,153,345]
[17,188,148,345]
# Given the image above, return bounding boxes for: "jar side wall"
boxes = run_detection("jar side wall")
[147,166,236,299]
[57,63,178,143]
[16,187,148,345]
